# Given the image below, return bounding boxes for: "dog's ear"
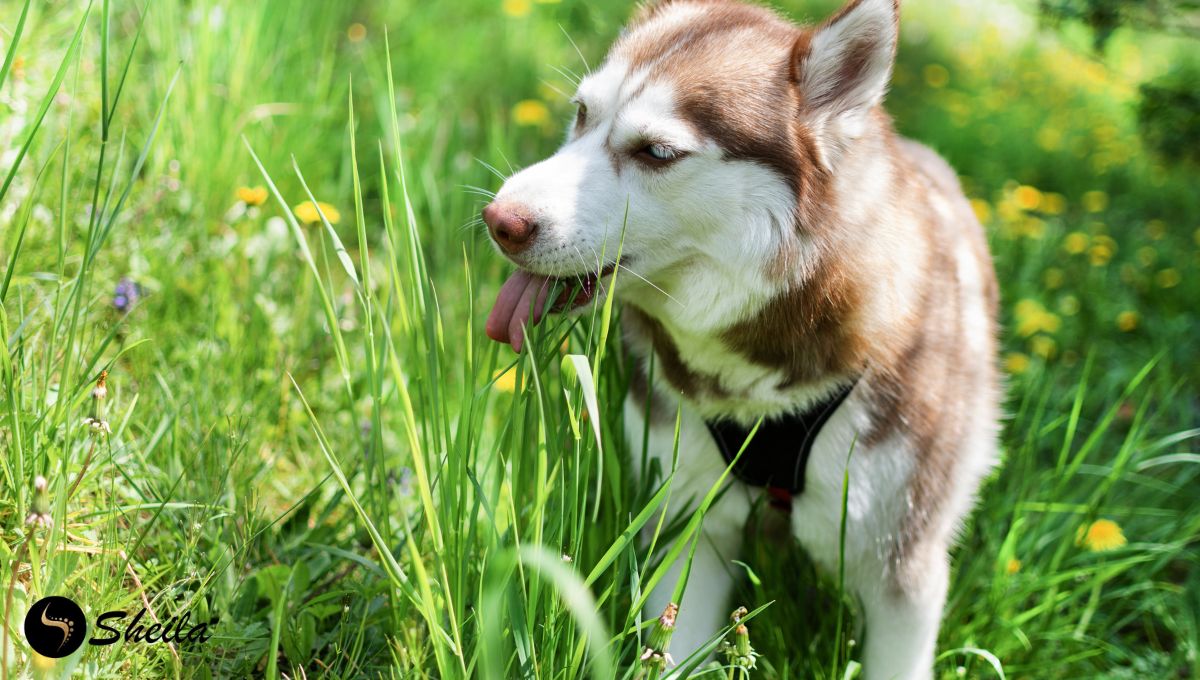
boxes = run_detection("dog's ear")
[792,0,899,124]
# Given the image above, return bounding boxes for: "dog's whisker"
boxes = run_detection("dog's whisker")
[549,65,581,88]
[558,25,592,74]
[540,79,572,101]
[616,263,683,308]
[474,158,510,182]
[459,184,498,198]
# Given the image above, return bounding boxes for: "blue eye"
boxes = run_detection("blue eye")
[636,142,678,164]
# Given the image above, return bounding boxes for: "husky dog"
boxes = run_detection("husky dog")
[482,1,1000,677]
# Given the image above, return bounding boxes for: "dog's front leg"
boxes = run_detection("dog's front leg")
[856,542,949,680]
[624,392,752,665]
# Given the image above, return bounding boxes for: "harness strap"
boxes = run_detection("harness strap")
[704,379,859,513]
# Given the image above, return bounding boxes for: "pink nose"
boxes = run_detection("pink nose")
[483,202,538,255]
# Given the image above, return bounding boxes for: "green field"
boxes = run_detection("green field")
[1,0,1197,677]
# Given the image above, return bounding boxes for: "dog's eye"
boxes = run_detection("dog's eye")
[635,142,679,165]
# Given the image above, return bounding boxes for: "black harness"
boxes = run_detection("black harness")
[705,379,858,513]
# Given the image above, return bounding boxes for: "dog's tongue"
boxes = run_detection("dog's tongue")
[486,270,596,352]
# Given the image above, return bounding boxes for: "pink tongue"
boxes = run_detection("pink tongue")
[486,271,594,352]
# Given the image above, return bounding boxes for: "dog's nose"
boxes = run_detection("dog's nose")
[483,201,538,255]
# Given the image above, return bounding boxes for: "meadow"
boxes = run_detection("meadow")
[0,0,1197,678]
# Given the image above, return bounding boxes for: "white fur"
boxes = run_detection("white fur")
[488,2,994,678]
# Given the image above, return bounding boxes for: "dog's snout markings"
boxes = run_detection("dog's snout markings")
[484,0,1000,677]
[482,201,538,255]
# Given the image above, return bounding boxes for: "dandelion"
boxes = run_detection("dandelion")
[113,277,141,312]
[347,23,367,42]
[1013,185,1042,211]
[1076,518,1126,552]
[1014,299,1060,337]
[1003,352,1030,375]
[1082,190,1108,213]
[1058,294,1080,316]
[1116,310,1139,332]
[923,63,949,88]
[720,606,758,674]
[1036,126,1063,151]
[493,367,520,392]
[1146,220,1166,240]
[25,475,52,527]
[1018,217,1046,239]
[30,651,56,672]
[1043,268,1064,289]
[1005,558,1021,575]
[969,198,992,224]
[512,99,550,127]
[1063,232,1088,254]
[1136,246,1157,267]
[639,603,678,672]
[1155,268,1181,288]
[1030,335,1056,359]
[1088,243,1113,266]
[293,201,340,225]
[1041,192,1066,215]
[502,0,532,18]
[81,370,110,436]
[236,186,268,206]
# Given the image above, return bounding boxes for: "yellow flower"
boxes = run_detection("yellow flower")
[1013,185,1042,211]
[969,198,992,224]
[1018,217,1046,239]
[1155,268,1181,289]
[493,367,520,392]
[1136,246,1157,267]
[1116,310,1139,332]
[1036,126,1063,151]
[1088,243,1113,266]
[1058,294,1080,316]
[31,652,55,671]
[1014,299,1061,337]
[347,23,367,43]
[237,186,268,206]
[1145,219,1166,240]
[1041,192,1066,215]
[1030,335,1056,359]
[512,99,550,127]
[1043,268,1064,289]
[923,64,949,88]
[1003,352,1030,375]
[1063,232,1089,254]
[1076,519,1126,552]
[1005,558,1021,575]
[502,0,532,17]
[1082,190,1108,213]
[293,201,340,225]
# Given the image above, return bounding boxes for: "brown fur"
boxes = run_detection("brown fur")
[614,1,999,590]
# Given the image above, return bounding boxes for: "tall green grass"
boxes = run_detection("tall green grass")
[1,1,1196,678]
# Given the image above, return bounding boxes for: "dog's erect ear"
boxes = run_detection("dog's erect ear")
[792,0,899,121]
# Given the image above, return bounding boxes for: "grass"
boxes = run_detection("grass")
[1,0,1197,678]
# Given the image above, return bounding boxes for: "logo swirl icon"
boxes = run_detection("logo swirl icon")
[24,596,87,658]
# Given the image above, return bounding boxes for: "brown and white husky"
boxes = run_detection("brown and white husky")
[482,1,1000,677]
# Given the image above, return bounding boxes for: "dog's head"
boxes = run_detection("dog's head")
[485,0,900,349]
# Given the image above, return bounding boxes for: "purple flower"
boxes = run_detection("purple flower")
[113,277,141,312]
